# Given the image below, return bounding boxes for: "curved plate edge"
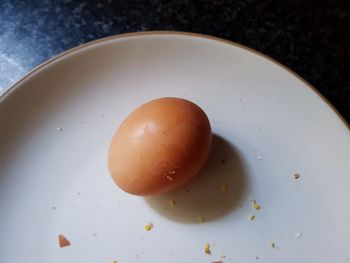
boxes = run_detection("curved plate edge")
[1,31,348,130]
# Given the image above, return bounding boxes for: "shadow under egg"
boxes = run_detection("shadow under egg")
[144,134,249,223]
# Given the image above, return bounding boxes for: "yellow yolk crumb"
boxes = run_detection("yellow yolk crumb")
[204,243,211,254]
[197,216,206,222]
[144,223,153,231]
[251,200,261,210]
[248,214,256,221]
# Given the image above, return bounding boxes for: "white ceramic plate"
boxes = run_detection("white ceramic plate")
[1,32,349,263]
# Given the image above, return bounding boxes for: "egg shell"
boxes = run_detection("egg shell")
[108,97,212,196]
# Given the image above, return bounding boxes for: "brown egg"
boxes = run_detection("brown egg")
[108,97,212,196]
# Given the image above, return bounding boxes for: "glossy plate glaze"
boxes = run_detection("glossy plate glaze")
[1,32,349,263]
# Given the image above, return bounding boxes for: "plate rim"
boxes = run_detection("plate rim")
[1,30,348,130]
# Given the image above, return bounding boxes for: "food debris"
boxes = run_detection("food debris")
[58,234,71,248]
[248,214,256,221]
[211,261,223,263]
[295,232,302,238]
[269,241,278,249]
[56,127,63,132]
[251,200,261,210]
[144,223,153,231]
[204,243,211,254]
[52,206,56,210]
[197,216,206,222]
[169,199,176,206]
[92,232,98,237]
[256,256,259,259]
[109,261,117,263]
[168,170,176,174]
[221,184,228,193]
[220,255,226,259]
[294,173,300,179]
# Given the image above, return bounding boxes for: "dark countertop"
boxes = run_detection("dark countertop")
[1,0,349,123]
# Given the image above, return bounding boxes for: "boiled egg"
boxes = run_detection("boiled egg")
[108,97,212,196]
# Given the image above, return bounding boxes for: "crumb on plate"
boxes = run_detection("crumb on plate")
[294,173,300,179]
[204,243,211,254]
[197,216,206,222]
[270,241,278,249]
[144,222,153,231]
[58,234,71,248]
[251,200,261,210]
[249,214,256,221]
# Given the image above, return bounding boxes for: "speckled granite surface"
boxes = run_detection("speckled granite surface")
[1,0,349,122]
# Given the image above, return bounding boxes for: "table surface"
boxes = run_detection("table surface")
[1,0,349,123]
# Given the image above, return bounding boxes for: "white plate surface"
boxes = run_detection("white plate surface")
[1,32,349,263]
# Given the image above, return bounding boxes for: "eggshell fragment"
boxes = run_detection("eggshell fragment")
[58,234,71,248]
